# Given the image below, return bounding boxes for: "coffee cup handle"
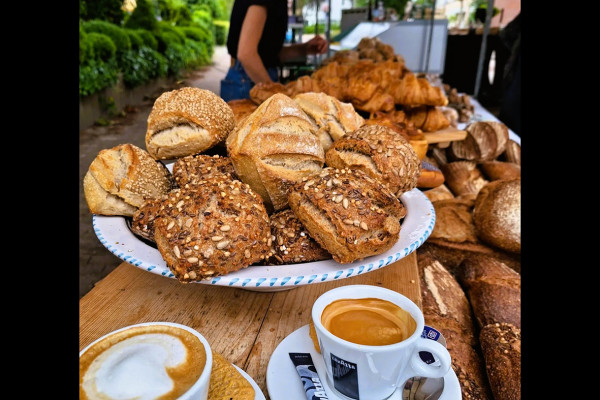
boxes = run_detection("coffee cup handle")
[402,337,452,380]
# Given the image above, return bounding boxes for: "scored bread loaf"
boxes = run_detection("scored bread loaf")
[287,167,405,263]
[325,124,421,198]
[479,323,521,400]
[448,121,509,162]
[472,179,521,254]
[417,249,493,399]
[226,93,325,212]
[456,253,521,329]
[83,143,174,217]
[293,92,364,151]
[145,87,235,160]
[153,178,272,282]
[441,161,489,197]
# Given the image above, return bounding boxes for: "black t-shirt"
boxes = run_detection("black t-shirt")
[227,0,288,68]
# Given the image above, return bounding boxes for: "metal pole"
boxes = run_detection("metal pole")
[424,0,437,74]
[315,0,319,36]
[326,0,331,58]
[474,0,494,97]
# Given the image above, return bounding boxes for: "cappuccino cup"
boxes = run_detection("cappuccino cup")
[312,285,451,400]
[79,322,212,400]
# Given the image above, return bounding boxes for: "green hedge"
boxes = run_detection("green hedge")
[124,0,158,31]
[134,29,158,50]
[82,19,131,55]
[213,20,229,45]
[125,29,145,50]
[86,33,117,62]
[120,47,168,88]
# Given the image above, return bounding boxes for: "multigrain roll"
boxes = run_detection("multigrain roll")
[145,87,235,160]
[226,93,325,212]
[130,195,168,243]
[472,179,521,254]
[268,209,331,265]
[325,124,421,198]
[153,178,272,282]
[83,143,174,217]
[287,167,405,263]
[293,92,365,151]
[172,154,237,187]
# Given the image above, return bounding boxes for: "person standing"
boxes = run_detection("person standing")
[221,0,328,102]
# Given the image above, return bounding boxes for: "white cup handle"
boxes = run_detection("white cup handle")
[402,337,452,381]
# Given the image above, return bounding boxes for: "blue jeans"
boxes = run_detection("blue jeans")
[220,60,279,102]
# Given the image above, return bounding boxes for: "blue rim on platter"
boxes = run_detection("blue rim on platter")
[92,188,435,292]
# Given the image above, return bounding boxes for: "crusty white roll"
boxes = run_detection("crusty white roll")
[226,93,325,212]
[293,92,364,151]
[145,87,235,160]
[83,143,174,217]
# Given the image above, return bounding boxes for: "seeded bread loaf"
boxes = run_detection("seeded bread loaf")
[268,209,331,265]
[172,154,237,187]
[153,178,272,282]
[479,323,521,400]
[293,92,364,151]
[325,124,421,198]
[287,167,405,263]
[83,143,174,217]
[131,195,169,243]
[226,93,325,212]
[417,249,492,400]
[145,87,235,160]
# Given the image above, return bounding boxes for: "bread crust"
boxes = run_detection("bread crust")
[325,124,421,198]
[479,323,521,400]
[287,167,405,263]
[84,143,173,216]
[145,87,235,159]
[172,154,237,187]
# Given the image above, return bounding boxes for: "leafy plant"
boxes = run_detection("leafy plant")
[83,20,131,56]
[154,31,184,53]
[125,29,145,50]
[80,22,95,64]
[134,29,159,50]
[79,58,119,96]
[157,21,187,44]
[80,0,125,25]
[86,32,117,62]
[124,0,159,31]
[120,47,169,87]
[180,25,214,55]
[213,20,229,45]
[158,0,193,25]
[164,42,186,76]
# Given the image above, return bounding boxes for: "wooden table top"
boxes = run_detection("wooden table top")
[79,253,421,399]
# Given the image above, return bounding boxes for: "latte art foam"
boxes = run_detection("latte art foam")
[80,325,206,400]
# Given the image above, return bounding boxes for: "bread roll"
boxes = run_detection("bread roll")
[417,160,445,188]
[226,93,325,212]
[473,179,521,254]
[249,82,288,104]
[268,209,331,265]
[325,124,421,198]
[441,161,488,197]
[417,249,493,399]
[430,198,480,244]
[227,99,258,126]
[145,87,235,160]
[423,184,454,202]
[83,143,174,217]
[448,121,509,162]
[287,167,405,263]
[153,178,272,282]
[480,161,521,181]
[479,323,521,400]
[457,253,521,329]
[130,195,168,243]
[293,92,364,151]
[172,154,237,187]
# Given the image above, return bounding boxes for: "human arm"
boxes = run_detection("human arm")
[278,35,329,62]
[236,5,273,84]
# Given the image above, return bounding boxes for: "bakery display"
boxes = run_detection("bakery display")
[83,143,174,217]
[153,178,272,282]
[268,209,331,264]
[287,167,405,263]
[226,93,325,212]
[145,87,235,160]
[325,124,421,198]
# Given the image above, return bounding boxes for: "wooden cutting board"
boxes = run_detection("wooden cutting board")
[424,127,467,143]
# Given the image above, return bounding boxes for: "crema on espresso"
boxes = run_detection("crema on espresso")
[321,298,417,346]
[79,325,206,400]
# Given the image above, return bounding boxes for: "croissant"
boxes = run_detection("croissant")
[350,88,395,113]
[387,73,448,107]
[285,75,321,98]
[403,106,451,132]
[249,81,288,105]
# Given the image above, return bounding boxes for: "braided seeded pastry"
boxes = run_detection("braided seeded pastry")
[287,167,405,263]
[153,178,272,282]
[325,124,421,198]
[145,87,235,160]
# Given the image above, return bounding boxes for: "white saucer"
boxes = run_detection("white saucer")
[266,325,461,400]
[234,364,266,400]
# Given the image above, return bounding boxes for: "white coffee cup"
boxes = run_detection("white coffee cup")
[79,321,213,400]
[312,285,451,400]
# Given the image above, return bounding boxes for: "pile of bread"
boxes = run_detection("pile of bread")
[84,86,423,283]
[415,117,521,399]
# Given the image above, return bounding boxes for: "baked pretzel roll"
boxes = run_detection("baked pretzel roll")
[83,143,173,216]
[325,124,421,198]
[153,178,272,282]
[293,92,364,151]
[145,87,235,160]
[226,93,325,212]
[287,167,405,263]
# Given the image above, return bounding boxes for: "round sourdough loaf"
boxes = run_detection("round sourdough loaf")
[83,143,174,217]
[153,178,272,282]
[287,167,405,263]
[145,87,235,160]
[472,179,521,254]
[325,124,421,198]
[226,93,325,212]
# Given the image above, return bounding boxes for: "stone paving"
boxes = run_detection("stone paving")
[79,46,231,298]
